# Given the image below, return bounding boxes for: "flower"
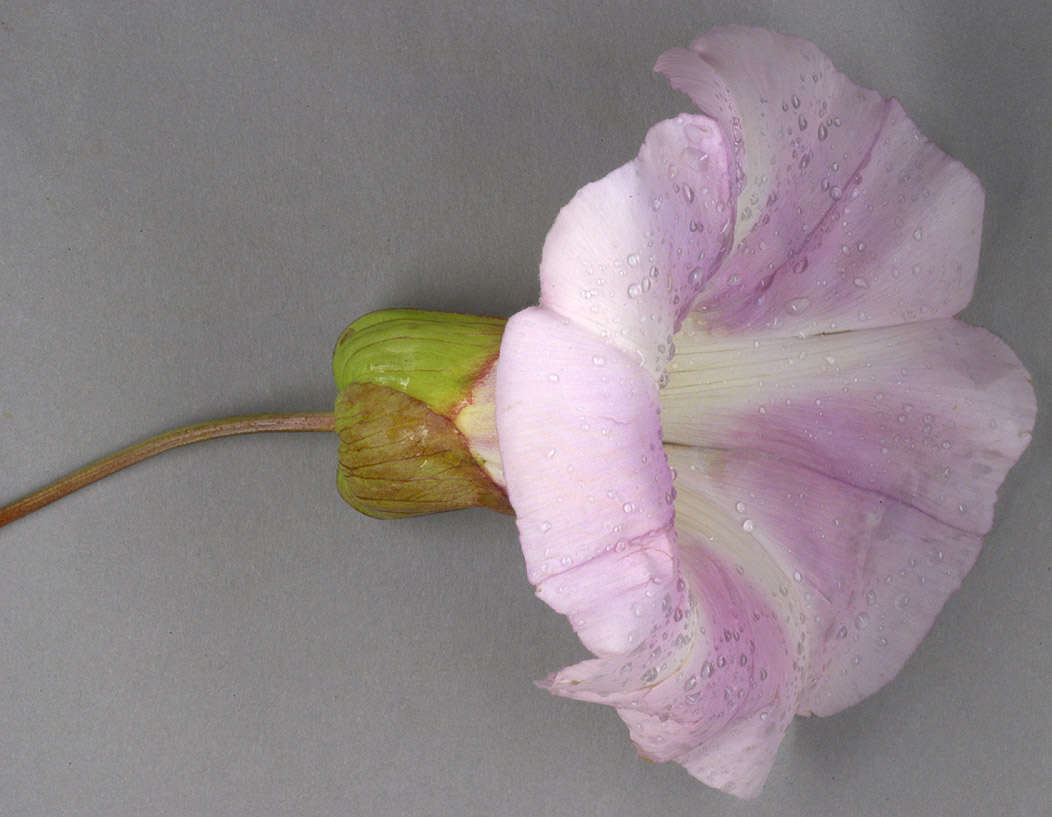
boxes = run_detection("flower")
[494,27,1036,798]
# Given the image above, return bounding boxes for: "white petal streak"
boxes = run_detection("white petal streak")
[662,318,1036,533]
[666,444,984,716]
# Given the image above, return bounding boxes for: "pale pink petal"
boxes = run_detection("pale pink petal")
[656,27,983,337]
[495,27,1035,799]
[666,445,985,716]
[538,115,734,379]
[496,307,685,656]
[662,318,1036,534]
[545,533,801,798]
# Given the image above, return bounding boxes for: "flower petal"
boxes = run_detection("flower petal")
[538,115,734,379]
[496,307,683,656]
[545,525,803,798]
[667,445,984,716]
[662,318,1036,534]
[496,26,1035,799]
[656,27,983,337]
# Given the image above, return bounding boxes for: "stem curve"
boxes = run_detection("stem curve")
[0,412,335,529]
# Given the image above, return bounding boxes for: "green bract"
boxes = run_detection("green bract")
[332,309,509,519]
[333,309,506,416]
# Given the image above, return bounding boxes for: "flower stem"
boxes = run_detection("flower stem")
[0,412,336,529]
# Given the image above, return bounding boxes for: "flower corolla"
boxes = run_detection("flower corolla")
[495,27,1036,797]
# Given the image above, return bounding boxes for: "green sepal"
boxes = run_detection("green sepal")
[332,309,506,419]
[334,382,512,519]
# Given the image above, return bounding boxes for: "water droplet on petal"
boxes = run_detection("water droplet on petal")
[817,123,828,140]
[913,227,923,241]
[681,148,709,171]
[627,253,640,266]
[627,283,642,298]
[791,94,801,109]
[742,519,755,532]
[592,355,605,366]
[785,296,811,315]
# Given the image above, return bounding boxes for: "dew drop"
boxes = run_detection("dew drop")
[817,123,828,141]
[539,520,552,533]
[547,373,559,382]
[855,612,869,630]
[785,296,811,315]
[627,253,640,266]
[700,661,713,678]
[798,114,808,130]
[682,184,695,203]
[735,501,746,513]
[681,148,709,171]
[792,257,809,275]
[791,94,801,109]
[913,227,923,241]
[627,283,642,298]
[742,519,755,532]
[592,355,606,366]
[622,502,635,513]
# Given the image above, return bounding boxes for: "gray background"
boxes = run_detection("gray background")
[1,2,1048,815]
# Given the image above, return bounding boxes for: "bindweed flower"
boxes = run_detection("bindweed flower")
[0,24,1037,804]
[495,27,1036,797]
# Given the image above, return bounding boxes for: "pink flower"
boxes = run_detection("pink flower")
[494,27,1035,798]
